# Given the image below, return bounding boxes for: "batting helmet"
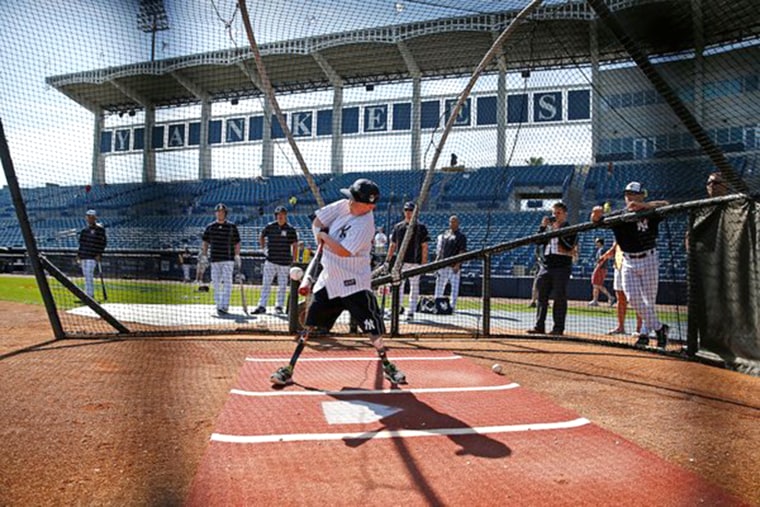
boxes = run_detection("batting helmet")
[274,205,287,215]
[340,178,380,204]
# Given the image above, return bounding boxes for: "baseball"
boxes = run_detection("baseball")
[603,201,612,213]
[491,363,503,374]
[289,266,304,281]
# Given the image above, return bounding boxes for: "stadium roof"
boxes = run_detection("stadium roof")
[47,0,759,115]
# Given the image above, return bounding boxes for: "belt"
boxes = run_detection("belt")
[625,249,655,259]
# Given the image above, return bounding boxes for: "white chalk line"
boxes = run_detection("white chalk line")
[246,355,462,363]
[231,382,520,397]
[211,417,591,444]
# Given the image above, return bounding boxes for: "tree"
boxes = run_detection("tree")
[526,157,544,166]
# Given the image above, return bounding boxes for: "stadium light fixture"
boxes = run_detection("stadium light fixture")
[395,2,405,13]
[137,0,170,62]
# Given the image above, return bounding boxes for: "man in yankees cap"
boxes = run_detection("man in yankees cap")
[252,205,299,315]
[200,203,241,316]
[76,209,107,299]
[384,200,430,321]
[270,178,406,386]
[590,182,670,349]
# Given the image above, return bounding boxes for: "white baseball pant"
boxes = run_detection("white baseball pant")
[621,250,661,334]
[401,262,421,313]
[80,259,97,298]
[210,261,234,311]
[434,266,461,309]
[258,260,290,309]
[182,264,191,282]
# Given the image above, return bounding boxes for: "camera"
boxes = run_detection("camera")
[548,216,556,223]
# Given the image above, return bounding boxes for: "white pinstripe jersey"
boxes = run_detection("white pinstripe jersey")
[312,199,375,298]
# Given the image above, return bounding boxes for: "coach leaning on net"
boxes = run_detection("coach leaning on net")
[200,203,241,316]
[590,182,670,349]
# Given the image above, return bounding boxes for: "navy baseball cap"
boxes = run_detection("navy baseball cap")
[274,206,287,215]
[403,201,415,211]
[85,209,97,216]
[624,181,645,194]
[340,178,380,204]
[215,203,229,212]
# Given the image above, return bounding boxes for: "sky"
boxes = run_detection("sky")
[0,0,587,188]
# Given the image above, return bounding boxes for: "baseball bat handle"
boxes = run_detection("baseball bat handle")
[298,243,324,296]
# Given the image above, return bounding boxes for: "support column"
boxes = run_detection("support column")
[262,98,274,177]
[411,77,421,170]
[692,0,705,125]
[590,20,601,162]
[496,63,507,167]
[92,108,106,185]
[143,107,156,183]
[199,99,212,179]
[331,85,343,175]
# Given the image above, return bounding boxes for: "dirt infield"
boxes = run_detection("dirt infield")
[0,300,758,505]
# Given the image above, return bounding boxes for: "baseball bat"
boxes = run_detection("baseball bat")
[97,261,108,301]
[298,243,323,296]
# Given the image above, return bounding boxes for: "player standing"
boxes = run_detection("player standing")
[591,182,670,348]
[527,202,577,336]
[252,206,298,315]
[384,201,430,321]
[200,203,241,316]
[434,215,467,312]
[76,209,107,299]
[270,178,406,386]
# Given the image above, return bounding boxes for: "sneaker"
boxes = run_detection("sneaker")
[549,329,564,336]
[270,365,294,386]
[382,362,407,384]
[587,301,599,307]
[406,312,414,322]
[251,306,266,314]
[216,308,228,316]
[656,324,669,349]
[275,306,285,315]
[634,335,649,349]
[526,327,545,335]
[528,301,537,308]
[606,328,626,335]
[609,298,617,307]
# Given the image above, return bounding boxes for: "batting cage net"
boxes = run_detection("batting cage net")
[0,1,758,369]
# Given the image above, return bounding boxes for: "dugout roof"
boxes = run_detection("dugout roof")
[47,0,760,115]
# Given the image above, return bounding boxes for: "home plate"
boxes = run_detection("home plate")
[322,400,401,424]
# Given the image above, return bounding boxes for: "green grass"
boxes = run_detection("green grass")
[0,275,44,305]
[1,274,686,321]
[0,274,268,310]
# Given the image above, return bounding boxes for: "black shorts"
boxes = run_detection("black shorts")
[305,288,385,335]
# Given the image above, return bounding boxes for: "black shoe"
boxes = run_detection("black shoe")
[251,306,266,314]
[216,308,228,316]
[275,306,285,315]
[656,324,669,349]
[549,329,564,336]
[526,328,545,335]
[634,335,649,348]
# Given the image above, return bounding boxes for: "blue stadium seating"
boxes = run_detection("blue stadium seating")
[0,155,746,282]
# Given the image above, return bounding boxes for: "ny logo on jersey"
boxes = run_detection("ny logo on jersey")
[338,224,352,239]
[636,218,649,232]
[363,319,376,331]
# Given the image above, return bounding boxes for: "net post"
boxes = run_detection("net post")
[0,119,66,340]
[390,284,400,337]
[482,253,491,337]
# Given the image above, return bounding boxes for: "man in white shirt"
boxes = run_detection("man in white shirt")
[270,178,407,386]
